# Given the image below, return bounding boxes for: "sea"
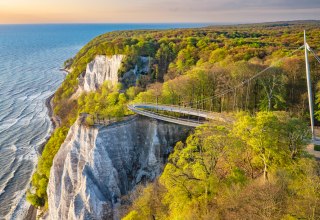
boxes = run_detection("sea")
[0,23,210,219]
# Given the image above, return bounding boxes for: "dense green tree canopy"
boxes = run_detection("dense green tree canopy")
[123,112,319,219]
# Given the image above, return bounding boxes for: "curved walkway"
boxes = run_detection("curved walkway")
[128,103,233,127]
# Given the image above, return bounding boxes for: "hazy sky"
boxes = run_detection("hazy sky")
[0,0,319,24]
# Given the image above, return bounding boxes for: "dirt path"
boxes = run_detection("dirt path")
[307,143,320,160]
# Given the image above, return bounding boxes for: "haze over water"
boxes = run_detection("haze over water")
[0,23,208,219]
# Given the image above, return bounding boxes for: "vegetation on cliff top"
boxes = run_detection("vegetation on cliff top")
[27,21,320,212]
[27,83,132,208]
[122,112,320,219]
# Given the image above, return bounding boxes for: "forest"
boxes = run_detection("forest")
[27,21,320,218]
[122,112,319,219]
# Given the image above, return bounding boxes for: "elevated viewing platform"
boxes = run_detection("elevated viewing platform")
[128,103,233,127]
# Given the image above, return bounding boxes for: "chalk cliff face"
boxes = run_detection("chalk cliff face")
[76,55,151,95]
[121,56,151,88]
[80,55,124,92]
[47,116,190,220]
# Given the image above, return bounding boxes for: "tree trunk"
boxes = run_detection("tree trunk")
[267,93,272,111]
[263,162,268,182]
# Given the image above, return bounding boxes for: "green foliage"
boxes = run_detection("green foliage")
[209,48,227,63]
[54,21,320,116]
[154,43,176,81]
[176,45,198,72]
[133,54,314,114]
[77,83,130,119]
[122,211,141,220]
[85,115,94,126]
[258,68,287,111]
[126,86,142,100]
[233,112,309,181]
[26,190,45,208]
[123,112,319,219]
[27,126,71,208]
[314,145,320,151]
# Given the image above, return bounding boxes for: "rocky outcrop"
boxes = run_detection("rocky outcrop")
[74,55,151,96]
[79,55,124,92]
[47,116,190,220]
[121,56,151,88]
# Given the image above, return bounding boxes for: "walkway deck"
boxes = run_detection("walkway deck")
[128,103,233,127]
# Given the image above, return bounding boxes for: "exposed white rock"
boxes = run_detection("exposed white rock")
[47,116,190,220]
[80,55,124,92]
[139,56,151,74]
[121,56,151,88]
[73,55,152,98]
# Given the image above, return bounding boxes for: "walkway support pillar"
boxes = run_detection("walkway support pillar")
[304,30,315,140]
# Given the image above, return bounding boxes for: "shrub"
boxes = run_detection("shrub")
[314,145,320,151]
[85,115,94,126]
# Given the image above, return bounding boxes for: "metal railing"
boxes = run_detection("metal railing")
[129,103,232,122]
[128,105,203,127]
[79,102,232,128]
[128,103,233,127]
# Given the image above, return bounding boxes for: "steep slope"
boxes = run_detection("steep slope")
[47,116,190,220]
[75,55,150,96]
[79,55,124,92]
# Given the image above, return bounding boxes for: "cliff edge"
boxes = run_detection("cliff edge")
[47,115,190,220]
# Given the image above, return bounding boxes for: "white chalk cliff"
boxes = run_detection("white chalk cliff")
[80,55,124,92]
[76,55,151,96]
[47,116,190,220]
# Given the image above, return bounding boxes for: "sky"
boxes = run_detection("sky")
[0,0,319,24]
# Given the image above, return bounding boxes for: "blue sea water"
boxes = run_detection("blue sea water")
[0,23,210,219]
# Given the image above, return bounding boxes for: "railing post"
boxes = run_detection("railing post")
[156,95,158,113]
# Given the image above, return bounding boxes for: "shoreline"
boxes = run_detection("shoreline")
[25,94,59,220]
[25,68,66,219]
[46,94,60,130]
[37,95,54,154]
[37,94,61,154]
[59,68,71,75]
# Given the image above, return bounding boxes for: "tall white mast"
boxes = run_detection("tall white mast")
[304,30,315,140]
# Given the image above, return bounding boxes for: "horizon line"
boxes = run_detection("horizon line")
[0,19,319,26]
